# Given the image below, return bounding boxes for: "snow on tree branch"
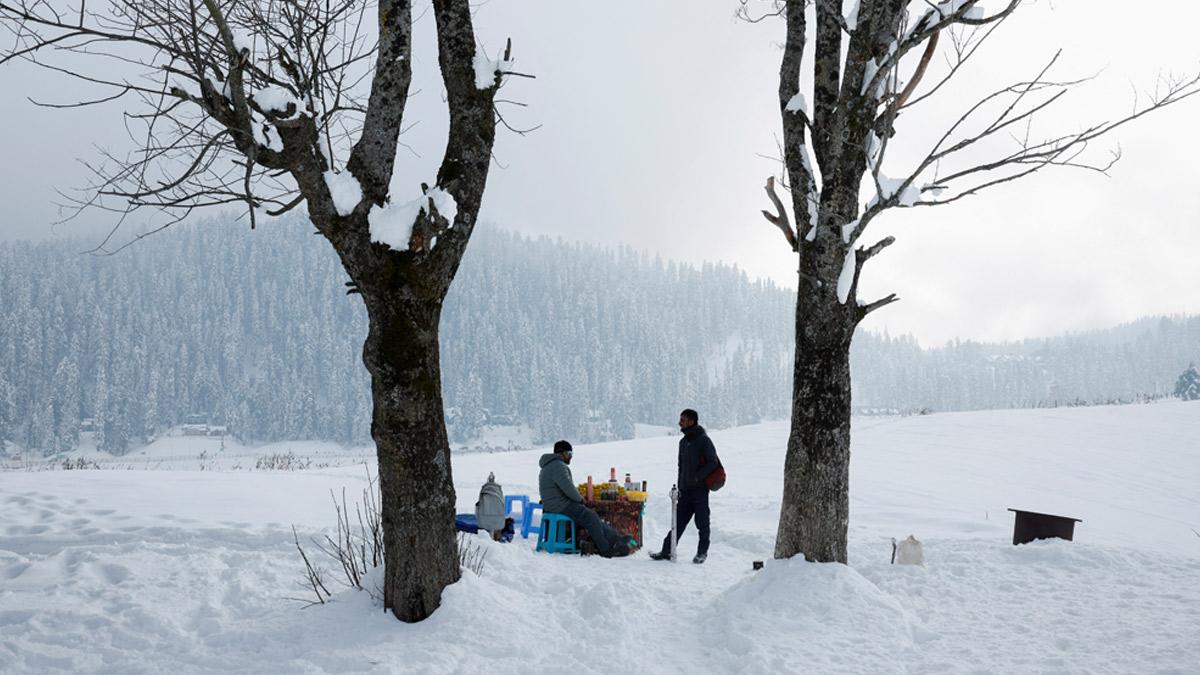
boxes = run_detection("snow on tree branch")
[0,0,377,241]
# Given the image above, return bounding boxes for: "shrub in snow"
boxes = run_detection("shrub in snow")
[292,467,485,608]
[1175,363,1200,401]
[255,451,312,471]
[61,457,102,470]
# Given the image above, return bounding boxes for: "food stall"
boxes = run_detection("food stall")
[574,469,648,553]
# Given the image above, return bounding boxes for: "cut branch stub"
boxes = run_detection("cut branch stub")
[761,175,799,251]
[893,30,939,111]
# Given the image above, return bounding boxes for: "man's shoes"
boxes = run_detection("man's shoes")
[598,539,631,559]
[648,550,670,561]
[692,553,707,565]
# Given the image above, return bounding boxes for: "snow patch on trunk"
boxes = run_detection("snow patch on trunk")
[785,92,810,118]
[837,246,857,304]
[323,171,363,217]
[473,49,514,90]
[368,187,459,250]
[252,87,301,116]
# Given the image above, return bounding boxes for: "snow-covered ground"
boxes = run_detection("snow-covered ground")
[1,423,538,472]
[2,402,1198,673]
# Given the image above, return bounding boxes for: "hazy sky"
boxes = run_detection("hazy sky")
[2,1,1198,345]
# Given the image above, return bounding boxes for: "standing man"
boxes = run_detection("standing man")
[538,440,631,558]
[650,409,719,564]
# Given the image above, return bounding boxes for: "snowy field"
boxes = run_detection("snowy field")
[2,402,1199,673]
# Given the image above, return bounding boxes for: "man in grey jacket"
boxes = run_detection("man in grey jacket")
[538,440,630,558]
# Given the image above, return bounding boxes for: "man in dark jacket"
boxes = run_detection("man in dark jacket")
[538,440,630,558]
[650,409,718,564]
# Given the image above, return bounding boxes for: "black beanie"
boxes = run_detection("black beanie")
[553,440,573,454]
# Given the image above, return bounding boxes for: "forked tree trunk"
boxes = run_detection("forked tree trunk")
[360,287,460,621]
[766,0,903,564]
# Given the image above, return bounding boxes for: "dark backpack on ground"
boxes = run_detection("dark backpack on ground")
[699,452,726,491]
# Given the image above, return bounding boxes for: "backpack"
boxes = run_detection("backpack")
[893,535,924,565]
[475,472,506,533]
[698,451,726,492]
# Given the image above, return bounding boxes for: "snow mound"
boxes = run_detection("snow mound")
[707,558,922,672]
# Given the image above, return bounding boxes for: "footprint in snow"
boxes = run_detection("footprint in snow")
[92,562,132,586]
[1,562,31,580]
[0,610,36,627]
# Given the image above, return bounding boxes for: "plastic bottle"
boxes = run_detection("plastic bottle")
[624,473,632,492]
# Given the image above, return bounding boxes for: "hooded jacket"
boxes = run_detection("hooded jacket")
[678,424,719,492]
[539,452,584,514]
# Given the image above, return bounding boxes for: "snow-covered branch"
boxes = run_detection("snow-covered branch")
[0,0,375,238]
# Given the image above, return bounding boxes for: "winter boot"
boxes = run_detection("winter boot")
[649,550,670,561]
[692,553,707,565]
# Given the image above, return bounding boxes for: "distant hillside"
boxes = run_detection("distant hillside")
[0,221,793,453]
[852,315,1200,412]
[0,219,1196,455]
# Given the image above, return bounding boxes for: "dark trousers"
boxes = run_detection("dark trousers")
[660,489,710,556]
[561,502,621,554]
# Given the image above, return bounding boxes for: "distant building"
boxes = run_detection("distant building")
[182,413,210,437]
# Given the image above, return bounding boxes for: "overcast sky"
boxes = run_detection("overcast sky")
[2,1,1198,345]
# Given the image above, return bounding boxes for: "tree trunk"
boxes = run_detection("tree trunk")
[361,289,459,622]
[774,249,857,563]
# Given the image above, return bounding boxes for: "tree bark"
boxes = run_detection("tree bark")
[774,298,854,562]
[360,285,459,622]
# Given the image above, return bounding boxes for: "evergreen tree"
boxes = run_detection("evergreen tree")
[0,374,12,454]
[32,399,55,456]
[52,356,81,453]
[1176,363,1200,401]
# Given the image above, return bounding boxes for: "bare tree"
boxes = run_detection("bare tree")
[740,0,1200,563]
[0,0,527,621]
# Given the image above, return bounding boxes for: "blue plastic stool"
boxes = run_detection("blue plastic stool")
[536,513,577,554]
[521,502,543,539]
[505,494,529,519]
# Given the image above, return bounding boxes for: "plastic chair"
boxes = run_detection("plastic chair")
[521,502,543,539]
[535,513,577,554]
[505,494,529,519]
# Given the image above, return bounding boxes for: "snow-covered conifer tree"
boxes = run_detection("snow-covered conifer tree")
[1176,364,1200,401]
[52,356,81,454]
